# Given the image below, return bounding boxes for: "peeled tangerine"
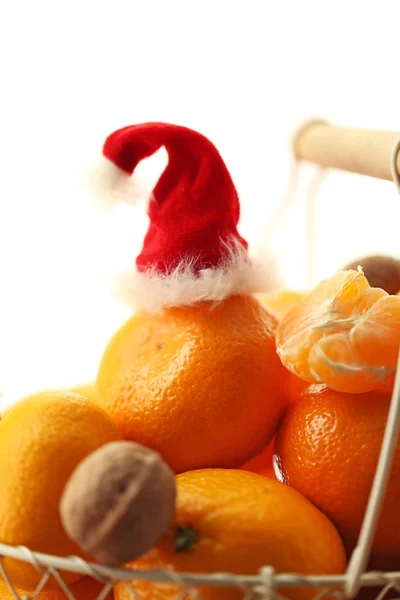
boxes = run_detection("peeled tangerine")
[60,441,176,565]
[276,269,400,394]
[114,469,345,600]
[344,255,400,296]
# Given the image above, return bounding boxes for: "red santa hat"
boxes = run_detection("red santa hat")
[95,122,278,312]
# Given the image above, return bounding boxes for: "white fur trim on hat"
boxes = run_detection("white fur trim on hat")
[109,240,281,313]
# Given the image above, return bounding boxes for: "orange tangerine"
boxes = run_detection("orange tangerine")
[241,439,275,477]
[275,384,400,558]
[68,382,99,403]
[96,296,289,473]
[0,576,113,600]
[114,469,345,600]
[256,289,305,322]
[0,392,122,590]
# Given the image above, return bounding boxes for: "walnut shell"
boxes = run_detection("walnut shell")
[60,441,176,565]
[344,255,400,295]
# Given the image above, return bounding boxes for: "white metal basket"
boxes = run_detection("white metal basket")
[1,123,400,600]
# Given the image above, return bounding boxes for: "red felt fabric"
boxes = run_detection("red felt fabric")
[102,122,248,275]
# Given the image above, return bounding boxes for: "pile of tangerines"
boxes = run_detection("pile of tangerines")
[0,256,400,600]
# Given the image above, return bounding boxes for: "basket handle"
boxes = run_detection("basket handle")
[291,122,400,286]
[294,121,400,183]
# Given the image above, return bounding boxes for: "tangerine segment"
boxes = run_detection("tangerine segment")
[276,269,400,393]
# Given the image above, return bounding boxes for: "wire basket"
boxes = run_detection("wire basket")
[1,123,400,600]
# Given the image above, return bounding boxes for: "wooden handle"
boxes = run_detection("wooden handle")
[294,122,400,182]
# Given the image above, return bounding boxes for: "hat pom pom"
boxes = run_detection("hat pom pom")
[80,155,150,209]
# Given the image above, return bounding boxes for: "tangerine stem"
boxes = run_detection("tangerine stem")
[175,526,199,553]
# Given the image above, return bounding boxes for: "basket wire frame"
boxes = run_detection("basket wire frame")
[0,133,400,600]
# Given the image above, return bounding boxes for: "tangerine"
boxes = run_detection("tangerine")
[256,289,305,322]
[276,269,400,393]
[241,439,275,477]
[96,295,289,473]
[68,382,99,403]
[274,384,400,558]
[0,576,113,600]
[114,469,345,600]
[286,370,309,403]
[0,391,122,590]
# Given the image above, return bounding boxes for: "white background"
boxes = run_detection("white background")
[0,1,399,404]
